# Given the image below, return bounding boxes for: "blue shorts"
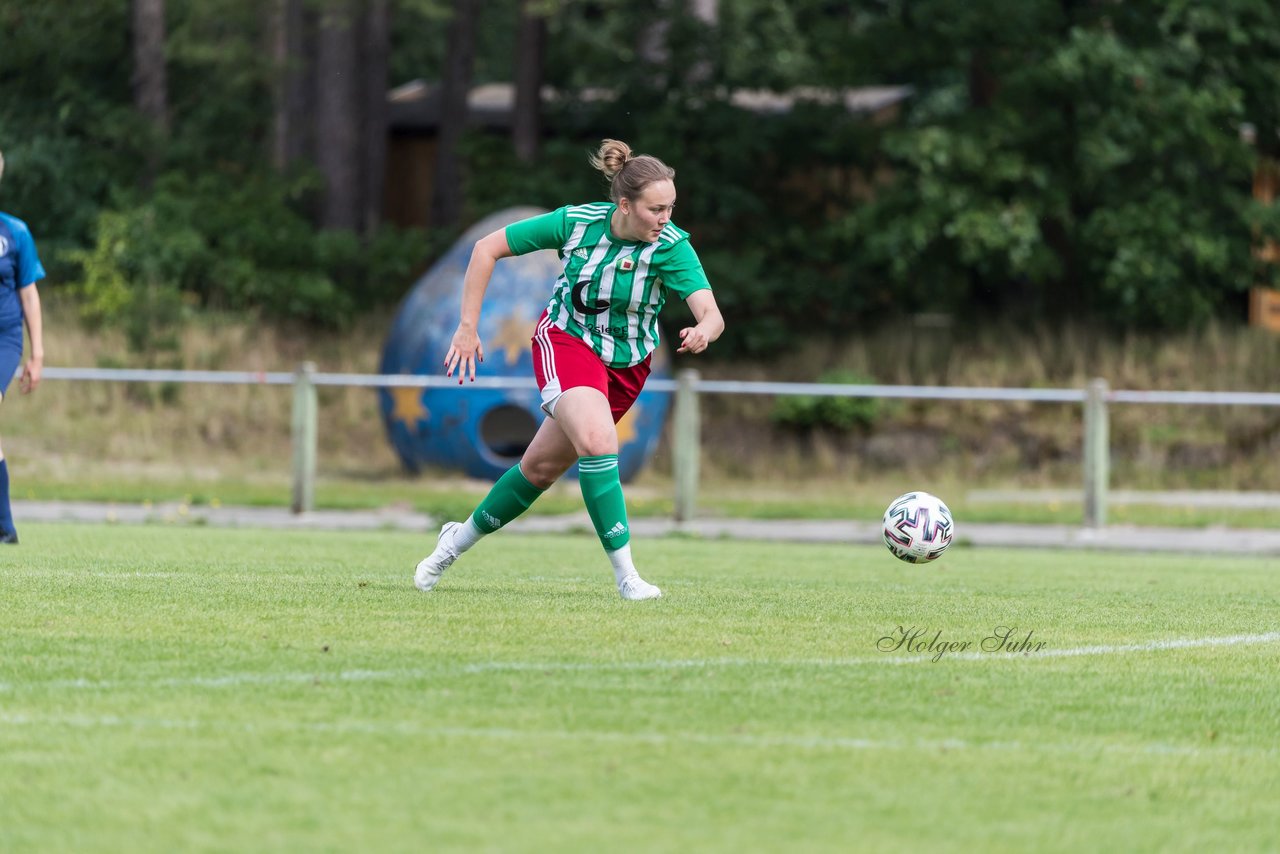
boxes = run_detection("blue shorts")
[0,326,24,399]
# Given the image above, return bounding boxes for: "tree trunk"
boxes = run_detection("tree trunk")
[638,0,670,66]
[687,0,717,86]
[967,51,999,109]
[639,0,717,82]
[362,0,391,234]
[269,0,312,173]
[131,0,169,186]
[513,0,546,164]
[430,0,480,228]
[315,0,362,232]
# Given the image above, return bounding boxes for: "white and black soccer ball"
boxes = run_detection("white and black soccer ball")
[882,491,955,563]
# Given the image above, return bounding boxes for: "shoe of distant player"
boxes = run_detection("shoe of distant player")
[414,521,461,591]
[618,574,662,601]
[0,530,17,545]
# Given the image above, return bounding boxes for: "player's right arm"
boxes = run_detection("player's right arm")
[446,228,514,384]
[447,207,570,383]
[18,282,43,393]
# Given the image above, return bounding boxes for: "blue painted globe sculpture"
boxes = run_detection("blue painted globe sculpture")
[379,206,673,483]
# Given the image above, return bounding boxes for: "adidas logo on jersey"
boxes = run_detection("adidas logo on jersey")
[603,521,627,539]
[573,247,589,260]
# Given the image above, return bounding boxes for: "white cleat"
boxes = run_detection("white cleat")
[415,521,461,591]
[618,574,662,601]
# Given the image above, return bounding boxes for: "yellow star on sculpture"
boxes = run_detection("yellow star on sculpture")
[491,314,537,365]
[615,405,639,446]
[388,385,428,430]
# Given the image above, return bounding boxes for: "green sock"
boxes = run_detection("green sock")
[471,464,547,534]
[578,454,630,551]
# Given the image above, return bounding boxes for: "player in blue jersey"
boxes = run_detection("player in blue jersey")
[0,150,47,544]
[415,139,724,599]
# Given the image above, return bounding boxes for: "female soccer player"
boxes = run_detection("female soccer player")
[0,149,47,545]
[415,139,724,599]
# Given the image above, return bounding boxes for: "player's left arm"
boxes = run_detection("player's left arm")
[677,289,724,355]
[18,282,43,393]
[660,238,723,355]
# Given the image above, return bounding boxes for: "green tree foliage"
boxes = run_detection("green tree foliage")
[506,0,1278,345]
[0,0,139,262]
[843,0,1280,329]
[771,369,884,433]
[2,0,1278,344]
[69,171,429,336]
[1,0,427,330]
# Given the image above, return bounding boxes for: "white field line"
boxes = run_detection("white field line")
[2,632,1278,695]
[0,712,1270,760]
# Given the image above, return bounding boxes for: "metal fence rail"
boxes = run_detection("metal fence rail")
[37,365,1280,525]
[44,365,1280,404]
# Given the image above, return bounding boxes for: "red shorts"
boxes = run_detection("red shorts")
[531,314,651,422]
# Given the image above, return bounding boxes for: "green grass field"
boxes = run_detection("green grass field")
[3,523,1278,852]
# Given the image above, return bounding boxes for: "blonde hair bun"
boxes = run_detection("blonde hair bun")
[588,139,675,204]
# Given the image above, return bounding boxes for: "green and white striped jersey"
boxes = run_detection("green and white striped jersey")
[504,202,711,367]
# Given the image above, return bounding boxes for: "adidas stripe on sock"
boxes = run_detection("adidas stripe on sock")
[471,464,547,534]
[578,454,630,551]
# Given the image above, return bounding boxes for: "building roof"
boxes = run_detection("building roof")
[386,80,913,132]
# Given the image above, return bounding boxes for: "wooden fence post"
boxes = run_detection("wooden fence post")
[291,361,318,514]
[673,368,701,523]
[1083,377,1109,528]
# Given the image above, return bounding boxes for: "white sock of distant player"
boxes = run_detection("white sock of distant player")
[607,544,638,585]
